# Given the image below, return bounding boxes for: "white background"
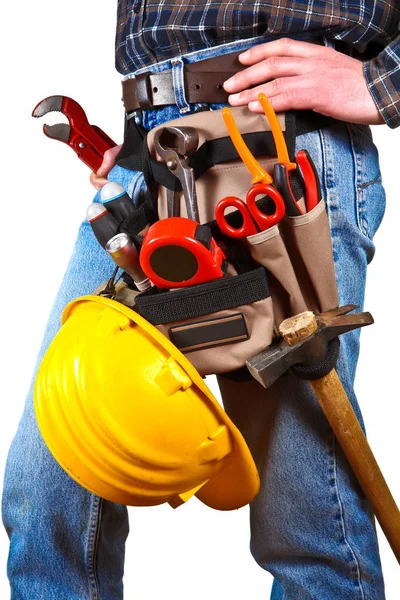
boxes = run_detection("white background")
[0,1,399,598]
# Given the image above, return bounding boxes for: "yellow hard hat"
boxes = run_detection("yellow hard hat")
[34,295,260,510]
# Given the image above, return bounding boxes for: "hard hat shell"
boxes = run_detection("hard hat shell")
[34,295,260,510]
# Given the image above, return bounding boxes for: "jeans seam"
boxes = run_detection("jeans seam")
[319,127,339,265]
[345,124,369,239]
[331,435,366,600]
[87,495,103,600]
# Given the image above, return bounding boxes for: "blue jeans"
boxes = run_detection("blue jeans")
[2,37,387,599]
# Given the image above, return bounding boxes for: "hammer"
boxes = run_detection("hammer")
[247,306,400,563]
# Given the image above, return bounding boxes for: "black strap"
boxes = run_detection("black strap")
[290,337,340,380]
[135,267,270,325]
[119,200,158,237]
[116,110,336,179]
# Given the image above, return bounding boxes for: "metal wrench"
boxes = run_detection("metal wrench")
[154,126,200,221]
[32,95,116,172]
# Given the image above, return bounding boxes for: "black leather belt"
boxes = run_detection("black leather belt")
[122,39,354,112]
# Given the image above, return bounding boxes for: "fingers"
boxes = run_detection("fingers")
[96,144,123,177]
[228,73,313,107]
[238,38,329,65]
[228,75,315,109]
[89,143,122,190]
[90,172,109,190]
[247,86,318,114]
[224,56,310,94]
[224,41,382,125]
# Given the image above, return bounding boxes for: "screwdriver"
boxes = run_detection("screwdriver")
[86,203,120,248]
[106,233,151,292]
[100,182,136,222]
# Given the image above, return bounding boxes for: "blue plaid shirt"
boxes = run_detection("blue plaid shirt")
[116,1,400,128]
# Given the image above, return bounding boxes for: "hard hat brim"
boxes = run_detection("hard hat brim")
[37,295,260,510]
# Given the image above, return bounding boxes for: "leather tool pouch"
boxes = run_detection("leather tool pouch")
[113,106,338,377]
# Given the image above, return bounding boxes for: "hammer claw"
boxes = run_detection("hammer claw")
[318,311,374,338]
[321,304,359,317]
[246,306,374,389]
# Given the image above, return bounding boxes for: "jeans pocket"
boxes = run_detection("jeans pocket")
[347,124,387,241]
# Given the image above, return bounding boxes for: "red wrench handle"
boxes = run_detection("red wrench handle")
[61,97,116,172]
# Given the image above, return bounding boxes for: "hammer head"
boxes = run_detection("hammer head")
[246,305,373,388]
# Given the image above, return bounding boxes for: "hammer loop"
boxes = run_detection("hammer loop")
[290,338,340,381]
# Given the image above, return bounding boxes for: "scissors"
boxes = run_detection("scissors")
[215,183,286,238]
[222,95,321,216]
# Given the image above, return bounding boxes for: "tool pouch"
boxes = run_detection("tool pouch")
[115,106,338,377]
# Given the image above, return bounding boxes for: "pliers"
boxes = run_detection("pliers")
[257,93,321,215]
[222,95,321,216]
[32,95,116,172]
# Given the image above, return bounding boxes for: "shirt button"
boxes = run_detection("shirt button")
[133,2,141,13]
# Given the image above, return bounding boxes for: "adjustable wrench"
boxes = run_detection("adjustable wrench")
[32,95,116,172]
[154,126,200,221]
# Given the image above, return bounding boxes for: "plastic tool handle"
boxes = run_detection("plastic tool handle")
[257,93,296,170]
[86,204,120,248]
[273,164,304,216]
[246,184,286,230]
[222,107,273,185]
[296,149,321,212]
[216,196,259,238]
[106,233,151,291]
[100,182,136,222]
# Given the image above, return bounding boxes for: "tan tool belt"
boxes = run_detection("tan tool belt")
[111,107,338,377]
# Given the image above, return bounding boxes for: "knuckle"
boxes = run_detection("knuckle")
[271,77,283,95]
[265,56,280,71]
[282,89,297,104]
[103,148,114,161]
[233,72,246,87]
[280,37,293,51]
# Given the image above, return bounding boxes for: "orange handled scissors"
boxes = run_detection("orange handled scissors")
[215,183,286,238]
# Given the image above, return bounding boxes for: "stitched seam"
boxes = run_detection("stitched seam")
[332,436,366,600]
[358,174,382,190]
[345,124,369,238]
[319,128,339,266]
[87,496,103,600]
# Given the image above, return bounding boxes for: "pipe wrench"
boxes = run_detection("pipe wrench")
[32,95,116,172]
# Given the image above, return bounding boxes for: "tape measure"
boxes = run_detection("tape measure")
[140,217,226,289]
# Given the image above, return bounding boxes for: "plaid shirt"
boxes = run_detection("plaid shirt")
[116,1,400,128]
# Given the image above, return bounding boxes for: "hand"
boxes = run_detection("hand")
[223,38,384,125]
[89,144,123,189]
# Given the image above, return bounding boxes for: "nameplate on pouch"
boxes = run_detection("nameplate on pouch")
[169,313,248,353]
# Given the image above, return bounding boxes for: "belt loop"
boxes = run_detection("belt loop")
[171,58,191,114]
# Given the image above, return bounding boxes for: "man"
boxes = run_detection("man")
[3,1,399,598]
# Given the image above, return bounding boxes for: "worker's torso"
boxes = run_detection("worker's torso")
[116,0,399,75]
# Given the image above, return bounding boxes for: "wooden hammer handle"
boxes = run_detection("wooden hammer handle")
[280,311,400,563]
[311,369,400,563]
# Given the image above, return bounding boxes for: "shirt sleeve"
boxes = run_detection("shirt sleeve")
[363,34,400,129]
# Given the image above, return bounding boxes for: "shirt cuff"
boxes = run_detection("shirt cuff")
[363,36,400,129]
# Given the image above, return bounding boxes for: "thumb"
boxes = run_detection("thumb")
[89,144,123,190]
[96,144,123,177]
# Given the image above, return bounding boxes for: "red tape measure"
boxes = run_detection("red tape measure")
[140,217,226,289]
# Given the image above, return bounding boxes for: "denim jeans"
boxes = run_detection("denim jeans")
[2,37,387,599]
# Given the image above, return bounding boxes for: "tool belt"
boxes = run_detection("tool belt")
[108,104,338,378]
